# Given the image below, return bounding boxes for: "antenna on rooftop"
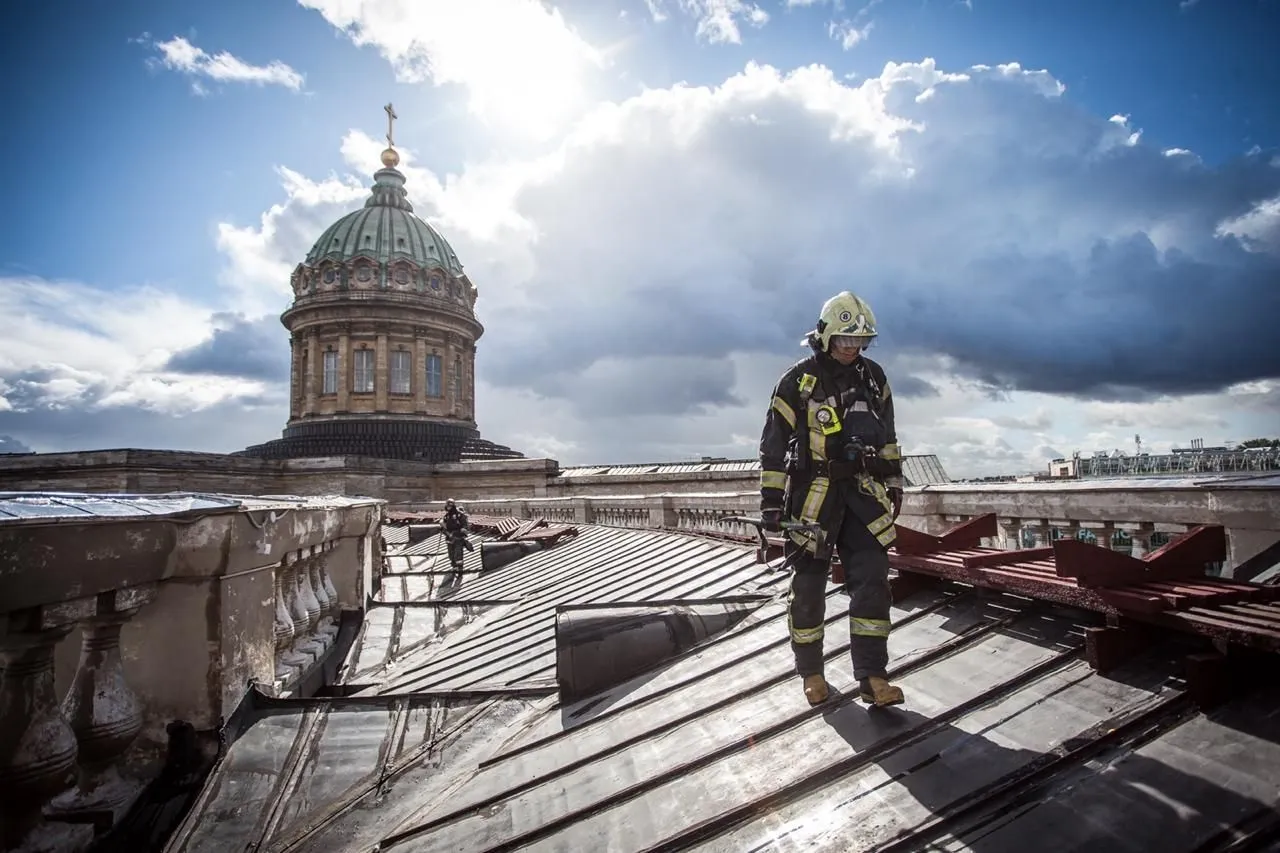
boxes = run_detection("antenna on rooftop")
[1135,434,1142,455]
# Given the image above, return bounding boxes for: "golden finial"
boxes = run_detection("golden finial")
[381,102,400,168]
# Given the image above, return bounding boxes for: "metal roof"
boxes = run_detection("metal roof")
[166,517,1280,853]
[901,454,952,486]
[556,455,952,484]
[0,491,244,522]
[346,525,771,694]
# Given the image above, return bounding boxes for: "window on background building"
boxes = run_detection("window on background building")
[390,350,411,394]
[452,355,462,401]
[322,351,338,394]
[354,348,375,393]
[426,354,442,397]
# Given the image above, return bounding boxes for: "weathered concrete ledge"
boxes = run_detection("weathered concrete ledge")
[0,491,385,851]
[0,448,560,502]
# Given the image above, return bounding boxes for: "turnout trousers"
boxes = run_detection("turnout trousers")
[446,536,466,569]
[785,509,892,682]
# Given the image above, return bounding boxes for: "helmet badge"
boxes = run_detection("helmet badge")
[838,310,852,323]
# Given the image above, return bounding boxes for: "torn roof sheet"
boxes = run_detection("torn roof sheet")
[0,491,243,522]
[344,525,772,694]
[167,577,1280,853]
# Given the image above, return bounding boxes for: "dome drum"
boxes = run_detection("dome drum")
[289,257,478,312]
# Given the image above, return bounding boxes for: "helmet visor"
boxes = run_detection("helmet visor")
[830,334,873,351]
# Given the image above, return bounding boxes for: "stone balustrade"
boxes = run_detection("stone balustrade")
[394,475,1280,579]
[0,492,383,851]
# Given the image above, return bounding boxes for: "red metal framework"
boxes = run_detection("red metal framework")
[885,514,1280,654]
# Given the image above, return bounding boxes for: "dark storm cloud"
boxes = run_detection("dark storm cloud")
[0,435,33,454]
[0,394,285,456]
[882,231,1280,399]
[469,63,1280,415]
[890,375,941,399]
[509,356,746,419]
[166,313,290,381]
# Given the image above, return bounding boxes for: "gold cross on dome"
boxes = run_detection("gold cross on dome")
[384,102,398,148]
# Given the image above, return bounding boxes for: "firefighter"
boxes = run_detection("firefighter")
[442,498,470,573]
[758,291,906,708]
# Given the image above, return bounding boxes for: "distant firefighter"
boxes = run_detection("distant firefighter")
[758,291,906,709]
[442,498,471,572]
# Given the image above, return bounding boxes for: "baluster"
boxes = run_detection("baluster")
[273,562,295,681]
[299,553,322,634]
[284,553,309,641]
[1034,523,1053,547]
[311,547,338,639]
[277,557,311,687]
[1131,529,1153,558]
[321,542,340,620]
[1002,519,1024,551]
[51,587,156,820]
[309,548,331,621]
[0,614,78,850]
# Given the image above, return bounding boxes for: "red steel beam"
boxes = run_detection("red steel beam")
[891,514,998,556]
[1053,525,1226,588]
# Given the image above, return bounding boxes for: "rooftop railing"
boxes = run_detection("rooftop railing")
[393,474,1280,581]
[0,492,383,851]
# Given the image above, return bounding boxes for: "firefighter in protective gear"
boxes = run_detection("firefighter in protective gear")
[442,498,470,576]
[758,291,906,708]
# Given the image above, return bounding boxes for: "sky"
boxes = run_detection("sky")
[1,0,1278,479]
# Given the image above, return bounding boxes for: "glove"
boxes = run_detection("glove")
[760,507,783,533]
[888,487,903,520]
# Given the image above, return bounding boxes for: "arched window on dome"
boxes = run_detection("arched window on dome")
[390,349,411,394]
[426,353,442,398]
[322,350,338,394]
[353,347,375,393]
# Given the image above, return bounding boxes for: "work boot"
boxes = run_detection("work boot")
[802,674,830,706]
[858,676,904,707]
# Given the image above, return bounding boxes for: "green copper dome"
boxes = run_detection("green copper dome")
[304,167,464,276]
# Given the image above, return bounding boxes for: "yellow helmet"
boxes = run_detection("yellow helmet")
[810,291,878,352]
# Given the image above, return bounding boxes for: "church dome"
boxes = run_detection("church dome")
[304,166,464,276]
[288,157,475,312]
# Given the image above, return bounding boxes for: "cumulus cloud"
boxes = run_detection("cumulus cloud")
[465,61,1279,404]
[7,44,1279,477]
[144,35,305,94]
[203,56,1280,476]
[166,313,290,382]
[644,0,771,43]
[0,277,279,453]
[215,164,369,315]
[829,19,873,49]
[1217,195,1280,253]
[297,0,605,140]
